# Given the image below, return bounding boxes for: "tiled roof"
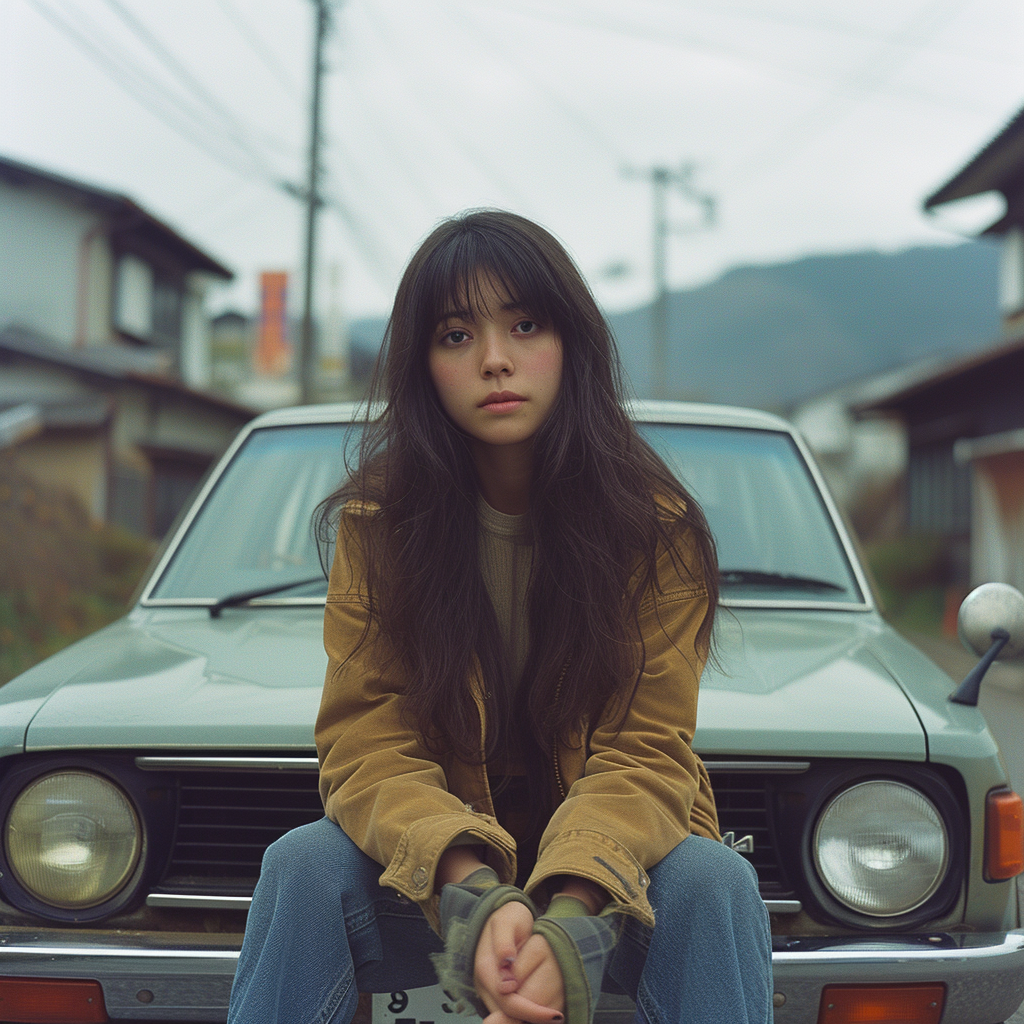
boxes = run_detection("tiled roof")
[924,105,1024,211]
[853,333,1024,414]
[0,154,233,279]
[0,324,255,419]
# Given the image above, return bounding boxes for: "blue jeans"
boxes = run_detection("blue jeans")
[228,818,772,1024]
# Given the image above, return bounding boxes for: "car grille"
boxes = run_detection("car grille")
[151,762,795,899]
[156,770,325,895]
[708,768,791,898]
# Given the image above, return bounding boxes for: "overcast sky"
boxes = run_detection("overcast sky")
[2,0,1022,321]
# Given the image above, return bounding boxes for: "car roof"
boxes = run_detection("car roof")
[245,400,795,434]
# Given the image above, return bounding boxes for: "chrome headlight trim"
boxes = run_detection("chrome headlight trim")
[4,770,142,910]
[811,779,950,918]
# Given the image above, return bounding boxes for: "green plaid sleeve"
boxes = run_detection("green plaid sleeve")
[531,898,620,1024]
[431,867,538,1017]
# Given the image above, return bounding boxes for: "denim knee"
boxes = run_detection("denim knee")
[230,819,368,1024]
[258,817,378,904]
[261,816,348,870]
[254,819,441,989]
[607,835,771,1019]
[615,836,772,1024]
[648,833,762,916]
[259,823,313,879]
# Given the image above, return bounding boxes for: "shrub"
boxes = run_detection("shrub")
[864,535,951,636]
[0,455,154,684]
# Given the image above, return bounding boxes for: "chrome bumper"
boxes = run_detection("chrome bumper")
[0,930,1022,1022]
[771,931,1024,1024]
[0,933,239,1021]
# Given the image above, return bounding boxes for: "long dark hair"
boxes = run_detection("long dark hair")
[317,210,717,791]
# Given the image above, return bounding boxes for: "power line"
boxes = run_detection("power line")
[98,0,294,183]
[332,66,444,213]
[211,0,303,99]
[22,0,401,323]
[359,0,537,215]
[583,0,1017,65]
[321,185,402,292]
[447,0,629,168]
[465,0,999,114]
[484,0,989,177]
[732,0,974,176]
[316,116,414,284]
[21,0,285,187]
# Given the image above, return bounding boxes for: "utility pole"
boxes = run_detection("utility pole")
[297,0,332,405]
[624,163,715,399]
[651,167,670,394]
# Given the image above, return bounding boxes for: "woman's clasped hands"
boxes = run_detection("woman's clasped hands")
[474,900,565,1024]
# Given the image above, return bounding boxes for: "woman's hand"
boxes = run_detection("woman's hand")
[504,932,565,1019]
[474,902,565,1024]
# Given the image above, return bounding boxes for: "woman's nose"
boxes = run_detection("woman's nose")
[480,333,513,377]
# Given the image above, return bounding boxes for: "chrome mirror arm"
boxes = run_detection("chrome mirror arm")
[949,628,1010,707]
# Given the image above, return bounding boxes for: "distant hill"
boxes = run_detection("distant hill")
[348,241,1000,410]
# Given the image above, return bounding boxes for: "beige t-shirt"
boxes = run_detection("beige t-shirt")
[477,496,533,691]
[476,498,540,876]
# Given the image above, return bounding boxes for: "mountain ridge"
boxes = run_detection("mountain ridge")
[349,241,1000,410]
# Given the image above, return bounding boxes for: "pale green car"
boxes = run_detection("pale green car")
[1,401,1023,1024]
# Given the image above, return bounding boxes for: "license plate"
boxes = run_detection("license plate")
[372,984,470,1024]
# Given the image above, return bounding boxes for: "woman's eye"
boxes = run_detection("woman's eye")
[443,329,469,345]
[515,320,539,335]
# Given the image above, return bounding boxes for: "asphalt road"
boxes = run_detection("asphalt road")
[909,633,1024,1024]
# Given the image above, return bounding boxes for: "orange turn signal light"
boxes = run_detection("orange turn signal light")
[818,983,944,1024]
[986,788,1024,881]
[0,977,107,1023]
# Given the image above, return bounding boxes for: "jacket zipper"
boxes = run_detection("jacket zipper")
[551,661,569,799]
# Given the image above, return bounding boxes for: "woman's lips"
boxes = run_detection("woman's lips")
[479,391,526,412]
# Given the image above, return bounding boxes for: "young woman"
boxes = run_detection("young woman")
[227,211,772,1024]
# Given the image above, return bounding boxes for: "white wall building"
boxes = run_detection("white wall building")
[0,155,253,536]
[0,154,230,386]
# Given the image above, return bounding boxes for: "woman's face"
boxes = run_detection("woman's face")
[427,273,562,452]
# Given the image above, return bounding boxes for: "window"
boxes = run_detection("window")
[114,255,153,338]
[152,274,184,345]
[907,442,971,537]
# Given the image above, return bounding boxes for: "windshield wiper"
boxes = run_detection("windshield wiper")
[209,575,326,618]
[719,569,847,593]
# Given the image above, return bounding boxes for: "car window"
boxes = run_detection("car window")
[640,424,862,603]
[149,420,862,605]
[150,424,353,600]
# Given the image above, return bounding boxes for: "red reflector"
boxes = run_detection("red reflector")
[0,977,107,1023]
[986,789,1024,880]
[818,983,944,1024]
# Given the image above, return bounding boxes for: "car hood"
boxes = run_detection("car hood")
[23,608,329,751]
[695,609,927,759]
[20,607,927,758]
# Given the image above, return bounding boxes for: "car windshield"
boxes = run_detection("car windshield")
[149,420,863,605]
[150,424,352,601]
[641,423,861,604]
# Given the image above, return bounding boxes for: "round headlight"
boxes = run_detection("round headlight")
[813,780,948,917]
[4,771,141,909]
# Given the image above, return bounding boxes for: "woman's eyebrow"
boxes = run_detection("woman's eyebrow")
[436,307,474,325]
[435,300,530,327]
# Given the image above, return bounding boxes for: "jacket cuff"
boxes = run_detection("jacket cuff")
[525,829,656,927]
[379,812,517,932]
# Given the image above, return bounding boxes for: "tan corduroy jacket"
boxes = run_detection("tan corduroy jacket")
[316,508,720,932]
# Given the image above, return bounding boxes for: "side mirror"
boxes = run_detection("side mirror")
[949,583,1024,706]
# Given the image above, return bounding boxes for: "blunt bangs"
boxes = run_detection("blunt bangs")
[411,215,569,341]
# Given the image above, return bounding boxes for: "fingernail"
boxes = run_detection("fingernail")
[552,1015,563,1022]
